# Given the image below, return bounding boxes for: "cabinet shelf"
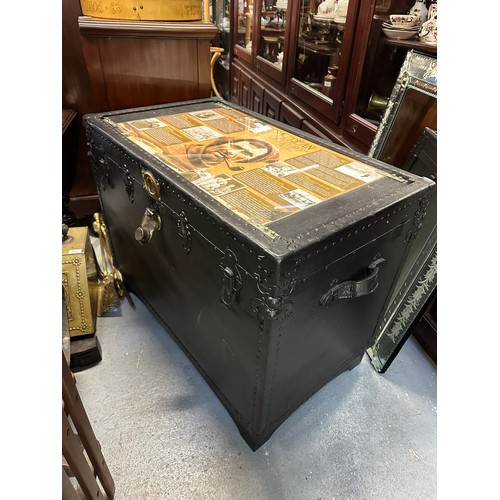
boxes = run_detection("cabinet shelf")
[380,37,437,54]
[296,38,339,55]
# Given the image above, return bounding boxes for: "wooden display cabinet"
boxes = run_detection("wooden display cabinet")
[62,2,218,222]
[78,17,218,111]
[341,0,437,149]
[229,0,437,154]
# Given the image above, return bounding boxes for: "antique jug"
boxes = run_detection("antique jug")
[418,1,437,44]
[335,0,349,22]
[317,0,336,16]
[427,0,437,20]
[409,0,428,24]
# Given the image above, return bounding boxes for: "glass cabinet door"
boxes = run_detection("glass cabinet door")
[211,0,231,100]
[293,1,342,95]
[289,0,357,124]
[254,0,288,81]
[212,0,231,65]
[234,0,254,63]
[342,0,437,148]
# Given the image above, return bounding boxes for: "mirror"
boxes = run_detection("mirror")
[369,50,437,165]
[367,50,437,373]
[236,0,253,53]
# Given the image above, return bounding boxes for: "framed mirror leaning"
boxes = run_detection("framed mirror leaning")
[367,50,437,372]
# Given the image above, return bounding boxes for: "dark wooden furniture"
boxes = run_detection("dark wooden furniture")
[229,0,437,154]
[62,109,78,226]
[63,0,102,221]
[78,17,218,111]
[341,0,436,151]
[62,351,114,499]
[368,50,437,168]
[62,0,218,221]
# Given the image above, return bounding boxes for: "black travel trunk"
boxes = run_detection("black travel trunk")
[84,98,435,450]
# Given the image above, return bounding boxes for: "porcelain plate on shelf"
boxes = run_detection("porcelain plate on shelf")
[382,27,418,40]
[382,22,420,30]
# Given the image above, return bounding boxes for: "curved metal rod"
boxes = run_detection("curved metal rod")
[210,46,224,98]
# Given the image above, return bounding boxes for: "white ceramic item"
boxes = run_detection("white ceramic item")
[383,22,419,31]
[317,0,336,16]
[334,0,349,22]
[389,14,419,27]
[427,1,437,20]
[382,27,418,40]
[418,2,437,44]
[409,0,428,24]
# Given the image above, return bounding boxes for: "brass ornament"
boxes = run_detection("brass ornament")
[142,169,161,201]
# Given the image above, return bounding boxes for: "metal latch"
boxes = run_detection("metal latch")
[220,249,243,306]
[135,207,161,245]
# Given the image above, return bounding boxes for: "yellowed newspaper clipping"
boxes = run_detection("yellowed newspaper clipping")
[110,105,385,232]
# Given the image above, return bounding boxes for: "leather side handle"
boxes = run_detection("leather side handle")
[319,257,386,307]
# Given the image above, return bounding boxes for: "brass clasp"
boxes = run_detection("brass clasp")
[135,207,162,245]
[142,169,161,201]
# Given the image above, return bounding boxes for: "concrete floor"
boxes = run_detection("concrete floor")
[75,293,437,500]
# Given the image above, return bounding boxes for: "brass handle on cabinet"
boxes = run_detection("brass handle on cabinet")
[135,207,161,245]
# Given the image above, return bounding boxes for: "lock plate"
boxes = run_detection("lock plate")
[219,249,243,306]
[135,207,162,245]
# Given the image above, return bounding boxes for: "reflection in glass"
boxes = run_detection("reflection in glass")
[370,51,437,168]
[259,0,287,70]
[293,0,344,100]
[213,0,230,69]
[236,0,253,52]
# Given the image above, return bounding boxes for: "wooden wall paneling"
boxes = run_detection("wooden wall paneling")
[301,120,331,141]
[78,18,217,111]
[239,68,252,109]
[62,0,102,218]
[344,114,376,154]
[279,102,304,129]
[249,78,264,114]
[231,63,241,104]
[262,88,281,121]
[197,38,212,98]
[95,37,202,109]
[78,35,109,112]
[63,13,217,221]
[62,1,94,111]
